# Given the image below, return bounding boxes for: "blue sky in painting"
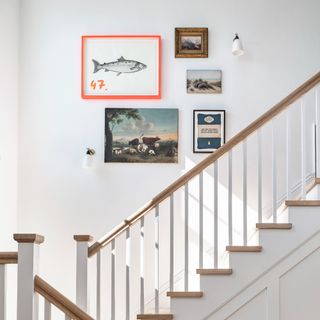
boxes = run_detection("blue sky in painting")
[112,108,178,141]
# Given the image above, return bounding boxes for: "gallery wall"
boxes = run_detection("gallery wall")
[17,0,320,302]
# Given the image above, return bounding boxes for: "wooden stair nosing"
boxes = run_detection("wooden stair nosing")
[226,245,262,252]
[196,268,233,275]
[256,223,292,229]
[137,315,173,320]
[167,291,203,298]
[285,200,320,206]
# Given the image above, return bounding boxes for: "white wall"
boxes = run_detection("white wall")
[17,0,320,305]
[0,1,19,319]
[0,0,19,250]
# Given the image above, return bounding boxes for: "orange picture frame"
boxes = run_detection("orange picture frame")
[81,35,161,99]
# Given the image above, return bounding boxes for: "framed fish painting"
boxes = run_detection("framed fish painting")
[193,110,225,153]
[81,35,161,99]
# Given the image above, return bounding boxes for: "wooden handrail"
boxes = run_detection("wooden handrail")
[88,71,320,257]
[0,252,18,264]
[34,275,94,320]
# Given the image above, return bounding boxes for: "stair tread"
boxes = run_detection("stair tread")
[256,223,292,229]
[137,315,173,320]
[226,245,262,252]
[196,268,233,275]
[167,291,203,298]
[286,200,320,206]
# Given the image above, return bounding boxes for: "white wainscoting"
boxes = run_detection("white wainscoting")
[204,231,320,320]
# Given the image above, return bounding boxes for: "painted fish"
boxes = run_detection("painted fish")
[92,56,147,76]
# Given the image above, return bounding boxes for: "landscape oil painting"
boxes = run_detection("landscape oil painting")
[175,28,208,58]
[187,70,222,94]
[105,108,178,163]
[180,36,202,50]
[82,36,161,99]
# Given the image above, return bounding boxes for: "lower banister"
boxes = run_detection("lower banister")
[35,275,93,320]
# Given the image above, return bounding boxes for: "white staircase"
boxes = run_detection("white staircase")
[1,72,320,320]
[172,199,320,319]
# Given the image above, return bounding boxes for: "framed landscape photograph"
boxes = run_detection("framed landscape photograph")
[81,35,161,99]
[187,70,222,94]
[175,28,208,58]
[193,110,225,153]
[105,108,178,163]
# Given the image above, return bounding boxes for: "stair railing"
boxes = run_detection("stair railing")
[34,275,94,320]
[12,233,93,320]
[75,72,320,320]
[0,252,17,320]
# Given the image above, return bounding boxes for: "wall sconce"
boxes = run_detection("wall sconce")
[232,33,244,56]
[83,148,95,168]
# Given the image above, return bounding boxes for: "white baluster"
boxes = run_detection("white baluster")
[214,161,218,268]
[126,228,131,320]
[14,234,44,320]
[44,300,51,320]
[302,100,308,198]
[169,194,174,291]
[314,123,317,179]
[228,151,233,245]
[96,251,101,320]
[199,172,204,268]
[184,183,189,291]
[243,140,248,244]
[74,235,92,312]
[155,206,159,313]
[257,129,263,223]
[0,265,6,320]
[140,217,145,314]
[316,87,319,178]
[111,239,115,320]
[301,101,306,199]
[272,119,277,222]
[286,110,291,200]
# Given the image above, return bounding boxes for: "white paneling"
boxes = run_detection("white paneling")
[280,248,320,320]
[226,290,267,320]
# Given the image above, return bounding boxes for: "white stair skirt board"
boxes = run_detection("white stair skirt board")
[171,206,320,320]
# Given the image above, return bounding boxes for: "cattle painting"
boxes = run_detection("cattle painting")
[105,108,179,163]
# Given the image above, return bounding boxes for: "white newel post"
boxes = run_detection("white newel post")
[73,235,93,312]
[14,234,44,320]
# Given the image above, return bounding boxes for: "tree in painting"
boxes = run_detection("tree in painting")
[104,108,141,161]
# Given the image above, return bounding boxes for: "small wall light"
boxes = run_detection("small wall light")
[83,148,96,169]
[232,33,244,56]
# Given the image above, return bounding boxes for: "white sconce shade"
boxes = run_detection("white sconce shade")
[82,148,95,168]
[232,33,244,56]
